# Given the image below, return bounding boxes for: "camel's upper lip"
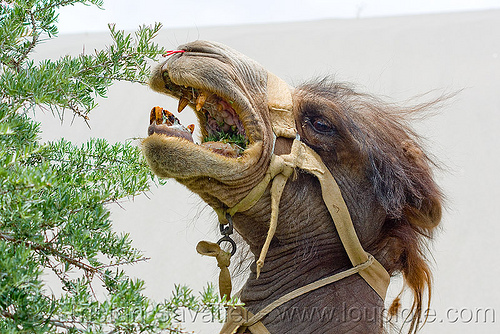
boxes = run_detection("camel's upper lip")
[147,50,259,158]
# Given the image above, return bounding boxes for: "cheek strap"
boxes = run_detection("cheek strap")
[222,136,390,298]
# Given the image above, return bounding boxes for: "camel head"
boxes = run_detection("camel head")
[142,40,442,334]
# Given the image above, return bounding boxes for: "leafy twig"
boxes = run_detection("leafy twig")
[0,232,97,274]
[11,10,39,72]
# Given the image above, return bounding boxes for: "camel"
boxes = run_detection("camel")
[142,41,442,334]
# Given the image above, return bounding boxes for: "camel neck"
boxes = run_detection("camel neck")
[230,169,386,332]
[237,242,385,333]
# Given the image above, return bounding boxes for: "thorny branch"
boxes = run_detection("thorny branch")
[1,309,85,333]
[86,75,147,85]
[0,232,97,273]
[10,10,39,72]
[0,231,150,289]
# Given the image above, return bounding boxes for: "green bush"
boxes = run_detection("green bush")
[0,1,222,332]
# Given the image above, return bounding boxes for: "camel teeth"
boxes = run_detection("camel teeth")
[162,108,174,117]
[154,106,164,125]
[150,107,156,125]
[196,92,208,111]
[178,97,189,113]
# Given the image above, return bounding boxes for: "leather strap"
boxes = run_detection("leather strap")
[220,306,270,334]
[264,72,390,298]
[289,140,390,299]
[221,255,376,333]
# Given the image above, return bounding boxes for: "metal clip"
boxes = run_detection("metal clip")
[217,235,237,256]
[219,213,234,236]
[217,213,237,256]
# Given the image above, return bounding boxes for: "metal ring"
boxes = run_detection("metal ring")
[217,235,237,256]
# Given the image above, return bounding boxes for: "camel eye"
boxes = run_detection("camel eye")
[307,117,335,135]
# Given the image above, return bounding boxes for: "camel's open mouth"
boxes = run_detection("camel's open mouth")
[147,73,250,158]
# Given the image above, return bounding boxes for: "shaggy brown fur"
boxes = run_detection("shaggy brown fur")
[294,79,443,333]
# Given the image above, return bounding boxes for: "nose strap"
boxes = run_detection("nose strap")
[267,72,297,139]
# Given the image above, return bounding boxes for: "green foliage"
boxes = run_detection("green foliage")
[0,1,228,333]
[203,132,249,150]
[1,0,165,121]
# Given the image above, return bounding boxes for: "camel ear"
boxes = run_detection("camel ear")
[401,140,442,230]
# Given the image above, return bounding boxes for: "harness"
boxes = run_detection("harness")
[197,72,390,334]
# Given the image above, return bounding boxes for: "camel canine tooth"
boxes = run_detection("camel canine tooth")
[162,108,177,125]
[196,92,208,111]
[178,97,189,113]
[149,107,156,125]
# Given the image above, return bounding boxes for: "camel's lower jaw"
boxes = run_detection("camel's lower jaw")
[141,132,264,192]
[146,131,243,158]
[142,96,266,186]
[148,122,195,142]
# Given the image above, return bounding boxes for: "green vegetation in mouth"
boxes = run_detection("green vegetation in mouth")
[203,132,248,149]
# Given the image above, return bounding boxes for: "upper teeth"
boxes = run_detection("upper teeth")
[196,92,208,111]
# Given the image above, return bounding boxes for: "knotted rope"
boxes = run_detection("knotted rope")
[196,241,232,301]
